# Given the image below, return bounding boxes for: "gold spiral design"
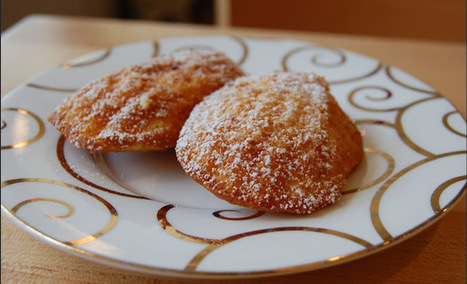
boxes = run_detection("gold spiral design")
[152,40,160,57]
[25,83,77,93]
[174,44,216,52]
[431,176,467,213]
[370,151,466,242]
[232,36,248,65]
[329,62,383,85]
[394,97,438,158]
[29,41,157,91]
[60,48,111,69]
[355,119,395,128]
[171,36,248,65]
[156,205,373,271]
[212,209,265,220]
[185,226,373,272]
[157,205,223,245]
[442,111,466,138]
[56,135,147,199]
[1,178,118,246]
[1,108,45,150]
[282,45,382,84]
[385,66,440,96]
[342,147,395,195]
[348,86,400,112]
[11,198,74,219]
[350,92,443,159]
[282,45,346,69]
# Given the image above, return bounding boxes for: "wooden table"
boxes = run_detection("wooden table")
[1,15,466,283]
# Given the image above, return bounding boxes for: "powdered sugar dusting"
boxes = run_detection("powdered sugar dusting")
[176,71,363,214]
[48,49,244,152]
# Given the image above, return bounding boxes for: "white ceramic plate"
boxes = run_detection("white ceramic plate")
[1,36,466,279]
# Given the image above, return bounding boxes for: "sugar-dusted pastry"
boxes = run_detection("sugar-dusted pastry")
[176,71,363,214]
[48,49,244,152]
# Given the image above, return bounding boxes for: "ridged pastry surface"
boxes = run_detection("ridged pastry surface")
[176,71,363,214]
[48,49,244,152]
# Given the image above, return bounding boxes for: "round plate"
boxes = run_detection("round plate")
[1,36,466,279]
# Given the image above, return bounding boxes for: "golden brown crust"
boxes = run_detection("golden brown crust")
[48,50,244,152]
[176,71,363,214]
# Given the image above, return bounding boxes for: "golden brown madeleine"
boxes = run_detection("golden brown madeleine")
[176,71,363,214]
[48,50,244,152]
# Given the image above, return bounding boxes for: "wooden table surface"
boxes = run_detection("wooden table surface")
[1,15,466,283]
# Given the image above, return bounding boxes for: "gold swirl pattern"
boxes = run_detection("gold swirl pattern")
[355,119,395,128]
[171,36,248,65]
[329,62,382,85]
[442,111,467,138]
[430,176,467,214]
[370,151,466,242]
[329,62,383,85]
[282,45,383,84]
[385,66,440,96]
[348,86,401,112]
[174,44,217,52]
[230,35,249,65]
[25,83,77,93]
[12,198,74,219]
[342,147,395,195]
[352,96,438,159]
[1,178,118,246]
[157,205,373,271]
[152,40,160,57]
[60,49,111,69]
[29,42,158,92]
[1,107,45,150]
[282,45,346,69]
[354,100,465,243]
[351,95,450,159]
[56,135,147,199]
[185,227,373,271]
[212,209,265,221]
[157,205,223,245]
[394,97,439,158]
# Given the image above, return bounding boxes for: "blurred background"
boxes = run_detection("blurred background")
[1,0,466,42]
